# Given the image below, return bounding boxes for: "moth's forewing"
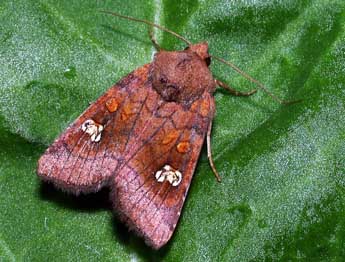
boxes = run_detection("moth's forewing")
[37,64,151,194]
[111,91,215,249]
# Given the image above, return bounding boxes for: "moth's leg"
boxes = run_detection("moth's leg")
[215,79,257,96]
[149,29,162,51]
[207,121,221,182]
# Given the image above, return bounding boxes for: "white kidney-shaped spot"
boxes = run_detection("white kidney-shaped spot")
[155,164,182,186]
[81,119,104,142]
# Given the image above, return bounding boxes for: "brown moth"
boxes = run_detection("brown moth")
[37,11,296,249]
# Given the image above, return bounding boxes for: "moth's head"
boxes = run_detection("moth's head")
[187,42,211,66]
[151,47,215,104]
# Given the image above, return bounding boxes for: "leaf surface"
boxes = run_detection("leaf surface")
[1,0,345,261]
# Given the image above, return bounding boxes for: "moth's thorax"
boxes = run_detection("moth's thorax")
[151,42,215,104]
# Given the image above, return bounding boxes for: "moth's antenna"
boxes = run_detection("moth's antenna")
[212,55,301,105]
[100,10,192,46]
[101,11,300,105]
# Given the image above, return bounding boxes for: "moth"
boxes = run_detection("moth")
[37,11,295,249]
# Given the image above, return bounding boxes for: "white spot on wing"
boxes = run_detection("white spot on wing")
[81,119,104,142]
[154,164,182,186]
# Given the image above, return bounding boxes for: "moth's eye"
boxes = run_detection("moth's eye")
[205,57,211,66]
[184,46,190,50]
[160,77,167,84]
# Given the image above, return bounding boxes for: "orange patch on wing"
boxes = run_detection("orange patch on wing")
[177,141,190,153]
[105,98,119,113]
[162,130,179,145]
[200,99,210,117]
[190,100,199,112]
[121,104,133,121]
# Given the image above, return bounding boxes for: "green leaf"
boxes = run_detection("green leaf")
[1,0,345,261]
